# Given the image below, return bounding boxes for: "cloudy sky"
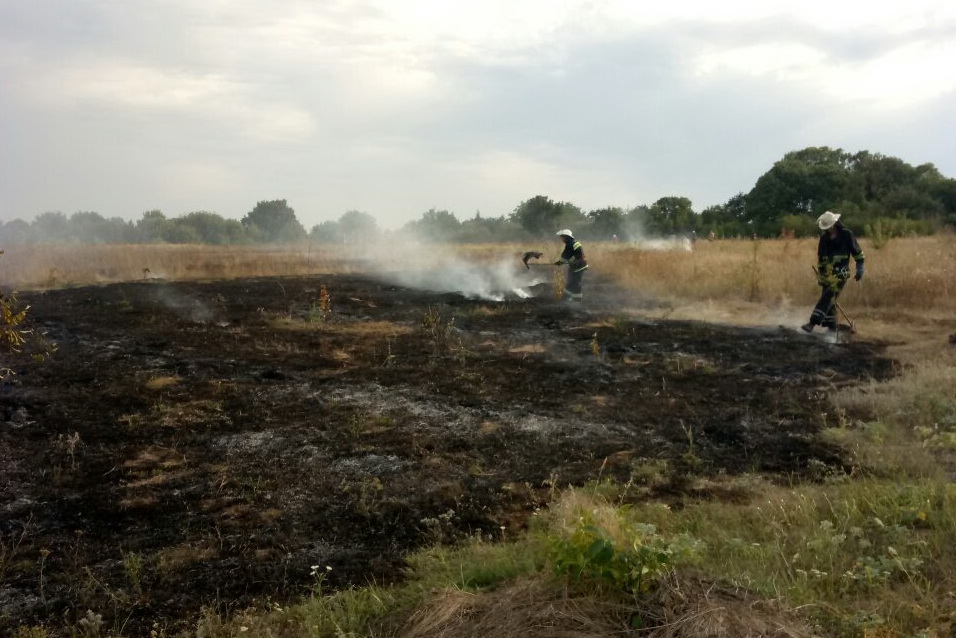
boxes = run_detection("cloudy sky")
[2,1,955,229]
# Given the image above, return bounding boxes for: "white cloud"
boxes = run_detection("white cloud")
[1,0,955,226]
[814,40,956,108]
[694,37,956,109]
[695,42,825,78]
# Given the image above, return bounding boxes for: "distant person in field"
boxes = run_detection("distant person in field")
[801,211,865,333]
[554,229,588,301]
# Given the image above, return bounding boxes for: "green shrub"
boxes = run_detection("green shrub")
[548,511,702,594]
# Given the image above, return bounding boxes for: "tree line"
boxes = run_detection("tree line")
[2,147,954,246]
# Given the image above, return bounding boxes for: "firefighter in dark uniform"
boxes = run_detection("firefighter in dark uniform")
[554,229,588,301]
[802,211,864,333]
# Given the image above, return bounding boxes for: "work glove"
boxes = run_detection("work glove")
[855,264,864,281]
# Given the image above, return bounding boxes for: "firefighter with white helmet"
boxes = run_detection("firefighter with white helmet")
[554,229,588,301]
[801,211,865,333]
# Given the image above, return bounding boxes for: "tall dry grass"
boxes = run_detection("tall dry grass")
[2,236,954,324]
[595,235,956,319]
[0,243,354,289]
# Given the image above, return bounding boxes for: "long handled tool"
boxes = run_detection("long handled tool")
[522,251,559,269]
[834,301,855,334]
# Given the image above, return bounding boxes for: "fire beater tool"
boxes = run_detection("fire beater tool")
[522,251,559,269]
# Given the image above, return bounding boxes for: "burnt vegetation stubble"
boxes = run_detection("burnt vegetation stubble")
[1,273,893,633]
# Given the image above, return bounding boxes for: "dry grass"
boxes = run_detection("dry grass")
[594,235,956,323]
[399,578,637,638]
[637,572,815,638]
[5,237,952,321]
[0,243,355,289]
[398,571,813,638]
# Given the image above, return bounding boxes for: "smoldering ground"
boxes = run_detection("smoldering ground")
[0,272,892,635]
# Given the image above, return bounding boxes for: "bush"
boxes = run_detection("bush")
[548,510,702,595]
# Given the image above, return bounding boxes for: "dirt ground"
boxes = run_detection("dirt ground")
[1,272,893,635]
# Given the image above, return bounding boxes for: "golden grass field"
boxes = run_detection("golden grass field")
[4,234,953,335]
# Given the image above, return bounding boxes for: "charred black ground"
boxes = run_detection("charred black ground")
[1,273,893,634]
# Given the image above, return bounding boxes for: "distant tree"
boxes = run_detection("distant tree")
[778,214,818,237]
[241,199,306,243]
[850,152,917,202]
[404,209,461,242]
[105,216,139,243]
[586,207,626,240]
[338,210,379,244]
[645,197,696,235]
[929,178,956,226]
[885,186,945,220]
[510,195,586,238]
[68,212,136,244]
[310,220,343,243]
[31,212,71,243]
[458,214,521,242]
[510,195,557,237]
[136,210,170,243]
[745,147,852,235]
[740,147,955,236]
[70,212,107,243]
[179,211,247,244]
[0,219,32,244]
[698,194,749,238]
[621,205,650,240]
[162,220,201,244]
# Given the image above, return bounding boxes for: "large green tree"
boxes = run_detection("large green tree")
[337,210,379,244]
[645,197,696,235]
[404,209,461,242]
[179,212,247,245]
[31,212,71,243]
[510,195,586,238]
[698,193,749,238]
[458,213,521,243]
[241,199,306,243]
[586,207,626,240]
[136,210,170,243]
[745,147,853,235]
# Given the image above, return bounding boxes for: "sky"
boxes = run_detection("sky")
[2,1,955,230]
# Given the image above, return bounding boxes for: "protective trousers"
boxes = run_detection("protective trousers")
[809,277,847,329]
[564,269,584,301]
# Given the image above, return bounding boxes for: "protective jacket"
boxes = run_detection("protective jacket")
[817,224,864,283]
[558,239,588,272]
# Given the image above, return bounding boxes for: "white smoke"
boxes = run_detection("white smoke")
[352,238,548,301]
[151,285,214,323]
[630,236,694,252]
[621,214,695,252]
[383,253,544,301]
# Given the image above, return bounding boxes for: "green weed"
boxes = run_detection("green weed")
[548,513,700,595]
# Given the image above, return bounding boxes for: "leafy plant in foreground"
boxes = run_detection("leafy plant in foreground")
[548,511,701,595]
[1,251,56,378]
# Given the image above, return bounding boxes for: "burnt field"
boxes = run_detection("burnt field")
[1,272,893,635]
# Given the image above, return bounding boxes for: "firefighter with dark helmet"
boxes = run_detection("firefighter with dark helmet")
[554,229,588,301]
[802,211,864,333]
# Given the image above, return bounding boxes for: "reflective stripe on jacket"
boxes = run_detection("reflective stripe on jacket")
[559,239,589,272]
[817,226,863,279]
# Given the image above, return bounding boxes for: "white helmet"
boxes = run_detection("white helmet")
[556,229,573,238]
[817,211,840,230]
